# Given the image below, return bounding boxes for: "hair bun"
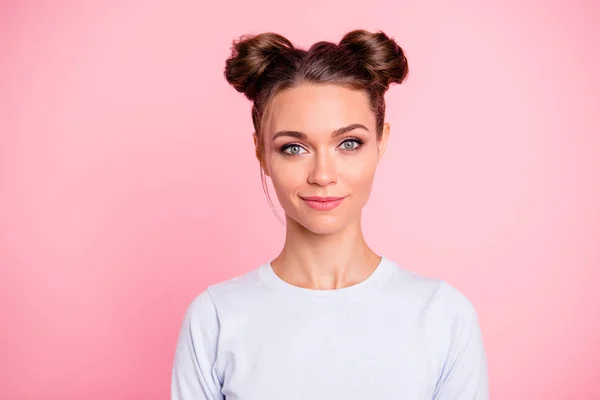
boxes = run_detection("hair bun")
[224,33,295,101]
[339,30,409,90]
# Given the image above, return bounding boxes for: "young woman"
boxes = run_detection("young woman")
[171,29,489,399]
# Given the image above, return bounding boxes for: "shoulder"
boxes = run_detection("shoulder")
[432,280,480,323]
[386,261,485,358]
[206,266,265,303]
[181,289,218,328]
[381,258,443,302]
[384,258,480,322]
[426,280,483,342]
[183,266,265,319]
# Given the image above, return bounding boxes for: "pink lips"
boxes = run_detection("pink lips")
[300,196,347,211]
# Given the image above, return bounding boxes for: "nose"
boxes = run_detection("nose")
[307,150,337,187]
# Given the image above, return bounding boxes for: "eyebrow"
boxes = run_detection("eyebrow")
[272,123,369,141]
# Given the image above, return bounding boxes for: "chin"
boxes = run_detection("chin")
[291,213,350,235]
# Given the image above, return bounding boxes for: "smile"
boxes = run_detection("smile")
[300,196,348,211]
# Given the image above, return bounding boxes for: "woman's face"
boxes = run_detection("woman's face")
[258,84,389,235]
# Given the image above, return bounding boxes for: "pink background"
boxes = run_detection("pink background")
[1,1,599,399]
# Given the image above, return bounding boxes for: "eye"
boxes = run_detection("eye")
[282,144,307,155]
[339,138,362,151]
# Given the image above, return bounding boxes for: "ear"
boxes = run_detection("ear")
[378,122,390,160]
[253,132,270,176]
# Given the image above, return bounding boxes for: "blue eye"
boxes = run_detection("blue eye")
[339,138,362,151]
[281,138,363,155]
[282,144,307,155]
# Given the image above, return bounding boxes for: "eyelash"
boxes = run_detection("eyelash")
[280,137,364,155]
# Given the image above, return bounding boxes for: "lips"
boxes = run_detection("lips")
[300,196,347,211]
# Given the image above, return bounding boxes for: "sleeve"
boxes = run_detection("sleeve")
[433,283,489,400]
[171,289,224,400]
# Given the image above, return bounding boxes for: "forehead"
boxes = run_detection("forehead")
[263,84,375,136]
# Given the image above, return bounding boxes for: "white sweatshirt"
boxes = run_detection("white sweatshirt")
[171,256,489,399]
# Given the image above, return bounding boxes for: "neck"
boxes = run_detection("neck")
[270,215,381,290]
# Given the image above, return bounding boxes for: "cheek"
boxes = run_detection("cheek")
[341,153,378,192]
[268,157,306,195]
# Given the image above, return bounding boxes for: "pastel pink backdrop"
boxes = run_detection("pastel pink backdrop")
[1,1,599,399]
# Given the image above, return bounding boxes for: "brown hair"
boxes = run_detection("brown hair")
[223,30,409,220]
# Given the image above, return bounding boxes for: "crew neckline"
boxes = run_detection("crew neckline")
[258,256,395,298]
